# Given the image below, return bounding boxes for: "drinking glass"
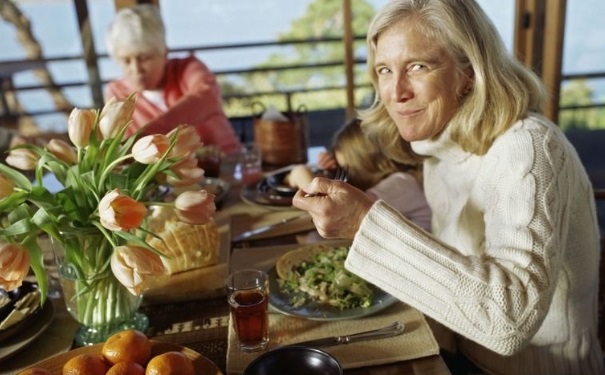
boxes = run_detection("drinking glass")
[225,269,270,352]
[238,143,262,185]
[196,145,222,178]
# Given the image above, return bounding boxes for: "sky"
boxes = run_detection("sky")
[1,0,604,131]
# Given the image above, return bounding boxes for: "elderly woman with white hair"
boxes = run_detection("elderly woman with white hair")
[104,4,240,154]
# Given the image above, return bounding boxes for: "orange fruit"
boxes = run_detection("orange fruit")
[62,353,107,375]
[102,329,151,366]
[106,361,145,375]
[145,351,195,375]
[17,368,52,375]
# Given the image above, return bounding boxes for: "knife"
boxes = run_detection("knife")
[284,321,405,348]
[232,214,309,242]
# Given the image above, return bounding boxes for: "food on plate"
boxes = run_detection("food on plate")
[276,244,374,310]
[145,351,195,375]
[145,206,220,274]
[62,353,108,375]
[102,329,151,366]
[106,361,145,375]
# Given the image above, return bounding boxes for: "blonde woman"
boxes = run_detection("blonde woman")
[104,4,240,154]
[293,0,603,374]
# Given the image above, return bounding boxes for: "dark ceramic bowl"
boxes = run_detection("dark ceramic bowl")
[243,346,343,375]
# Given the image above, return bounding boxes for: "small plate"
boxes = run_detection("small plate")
[26,340,223,374]
[0,282,42,342]
[267,267,398,321]
[0,297,54,362]
[241,166,326,208]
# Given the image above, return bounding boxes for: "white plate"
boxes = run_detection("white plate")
[0,297,54,362]
[267,267,398,321]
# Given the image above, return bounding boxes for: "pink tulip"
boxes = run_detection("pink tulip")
[46,139,77,164]
[166,153,205,187]
[0,243,30,291]
[99,96,136,140]
[167,125,201,158]
[111,245,165,295]
[99,189,147,231]
[0,173,15,199]
[132,134,170,164]
[6,148,39,170]
[67,107,97,148]
[174,190,216,225]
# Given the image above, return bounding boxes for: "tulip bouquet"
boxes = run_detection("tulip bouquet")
[0,96,215,344]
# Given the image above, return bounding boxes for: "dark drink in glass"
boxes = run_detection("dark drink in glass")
[226,269,270,351]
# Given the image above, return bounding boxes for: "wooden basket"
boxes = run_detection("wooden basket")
[252,104,309,166]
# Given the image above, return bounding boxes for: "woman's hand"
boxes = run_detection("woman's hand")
[317,151,338,171]
[292,177,374,239]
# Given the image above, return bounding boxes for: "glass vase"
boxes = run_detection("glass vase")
[52,229,149,346]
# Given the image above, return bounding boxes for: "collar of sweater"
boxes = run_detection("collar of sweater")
[411,125,472,164]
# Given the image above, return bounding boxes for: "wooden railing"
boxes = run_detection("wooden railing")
[0,37,604,124]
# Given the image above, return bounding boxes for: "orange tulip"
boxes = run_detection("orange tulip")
[174,190,216,225]
[99,189,147,231]
[132,134,170,164]
[6,148,39,170]
[46,139,77,164]
[0,173,15,199]
[0,243,30,291]
[99,96,136,140]
[110,245,165,295]
[67,107,97,148]
[166,153,205,187]
[167,125,201,158]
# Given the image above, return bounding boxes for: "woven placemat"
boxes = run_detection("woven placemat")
[225,301,439,374]
[141,297,230,374]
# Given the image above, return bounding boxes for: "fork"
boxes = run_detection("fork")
[303,166,348,197]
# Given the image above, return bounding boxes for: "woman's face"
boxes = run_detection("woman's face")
[374,20,471,142]
[114,49,167,91]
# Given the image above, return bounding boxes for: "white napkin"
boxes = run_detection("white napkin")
[261,105,288,121]
[0,289,41,330]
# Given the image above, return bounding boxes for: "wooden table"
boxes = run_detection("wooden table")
[1,163,452,375]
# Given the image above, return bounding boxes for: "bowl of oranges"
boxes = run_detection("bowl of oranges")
[16,329,221,375]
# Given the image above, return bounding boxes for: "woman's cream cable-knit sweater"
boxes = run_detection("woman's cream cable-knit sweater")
[346,115,604,375]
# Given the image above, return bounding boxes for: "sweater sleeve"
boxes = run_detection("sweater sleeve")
[142,57,241,154]
[345,124,585,356]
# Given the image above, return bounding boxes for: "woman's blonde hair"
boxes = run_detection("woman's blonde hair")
[359,0,546,157]
[106,4,167,58]
[332,118,421,190]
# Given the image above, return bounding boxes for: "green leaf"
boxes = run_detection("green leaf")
[23,235,48,305]
[0,190,29,211]
[0,218,32,237]
[0,163,32,190]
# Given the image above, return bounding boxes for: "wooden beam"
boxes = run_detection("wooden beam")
[73,0,103,107]
[343,0,355,120]
[514,0,566,124]
[541,0,566,123]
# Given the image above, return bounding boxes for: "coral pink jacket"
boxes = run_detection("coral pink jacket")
[105,56,241,154]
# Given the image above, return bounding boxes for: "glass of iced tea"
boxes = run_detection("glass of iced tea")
[225,269,270,352]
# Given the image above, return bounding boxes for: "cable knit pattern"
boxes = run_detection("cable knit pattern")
[346,115,604,375]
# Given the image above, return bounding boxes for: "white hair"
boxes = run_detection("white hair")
[106,4,166,57]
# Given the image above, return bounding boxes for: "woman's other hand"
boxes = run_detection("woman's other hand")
[292,177,374,239]
[317,151,338,171]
